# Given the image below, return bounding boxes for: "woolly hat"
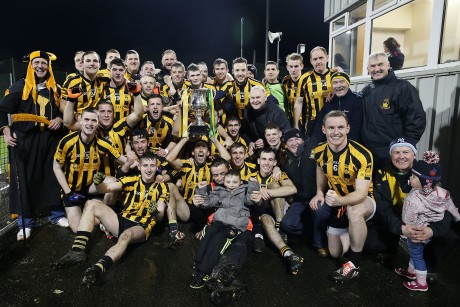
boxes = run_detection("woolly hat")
[247,64,257,78]
[282,128,303,142]
[331,71,350,85]
[389,137,417,155]
[412,151,441,194]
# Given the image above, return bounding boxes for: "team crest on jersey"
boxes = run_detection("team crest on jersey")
[149,127,155,135]
[90,88,96,98]
[115,93,120,102]
[380,99,391,110]
[147,200,157,214]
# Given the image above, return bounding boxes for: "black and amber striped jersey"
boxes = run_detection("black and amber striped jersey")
[101,83,132,122]
[119,176,169,239]
[211,79,233,92]
[210,132,226,157]
[210,133,248,156]
[61,74,105,113]
[227,78,269,119]
[232,162,257,181]
[253,171,289,188]
[312,139,373,197]
[54,131,122,192]
[179,160,212,204]
[166,79,192,105]
[282,74,304,124]
[124,71,140,82]
[136,114,174,149]
[98,119,131,176]
[97,69,111,81]
[297,68,334,123]
[159,83,172,107]
[375,167,409,209]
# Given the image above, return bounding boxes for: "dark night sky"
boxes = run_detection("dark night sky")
[0,0,329,74]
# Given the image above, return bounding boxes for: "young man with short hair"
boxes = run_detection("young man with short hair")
[51,152,169,288]
[310,110,375,282]
[53,108,127,232]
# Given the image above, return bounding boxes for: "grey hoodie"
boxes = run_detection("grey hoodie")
[196,181,260,231]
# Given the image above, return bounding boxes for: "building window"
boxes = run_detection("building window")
[371,0,434,70]
[332,24,365,76]
[332,15,346,31]
[440,0,460,63]
[373,0,395,11]
[349,3,366,25]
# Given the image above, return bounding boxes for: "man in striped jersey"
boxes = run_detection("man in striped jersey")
[51,152,169,288]
[283,53,305,126]
[124,50,140,82]
[101,58,132,122]
[53,108,128,232]
[310,110,375,282]
[61,51,105,127]
[294,47,342,137]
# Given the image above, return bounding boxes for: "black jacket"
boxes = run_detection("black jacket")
[282,138,317,203]
[241,100,291,142]
[360,71,426,161]
[312,90,363,143]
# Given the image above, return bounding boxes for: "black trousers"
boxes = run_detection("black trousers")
[194,221,241,274]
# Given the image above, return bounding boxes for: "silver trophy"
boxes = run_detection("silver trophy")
[184,88,210,136]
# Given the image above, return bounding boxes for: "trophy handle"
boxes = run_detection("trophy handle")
[179,89,191,138]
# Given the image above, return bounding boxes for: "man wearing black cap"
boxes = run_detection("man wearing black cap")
[367,137,459,283]
[0,51,67,240]
[312,71,363,143]
[361,52,426,169]
[280,129,329,257]
[247,64,257,80]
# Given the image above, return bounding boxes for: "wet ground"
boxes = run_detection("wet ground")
[0,222,459,307]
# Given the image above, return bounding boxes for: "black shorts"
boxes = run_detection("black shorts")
[61,188,103,208]
[328,206,349,229]
[117,214,143,236]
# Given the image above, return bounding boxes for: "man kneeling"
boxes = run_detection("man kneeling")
[51,152,169,288]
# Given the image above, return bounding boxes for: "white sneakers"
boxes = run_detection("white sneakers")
[16,217,69,241]
[17,228,32,241]
[54,217,70,228]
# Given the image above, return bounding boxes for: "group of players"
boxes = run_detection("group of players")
[2,44,451,305]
